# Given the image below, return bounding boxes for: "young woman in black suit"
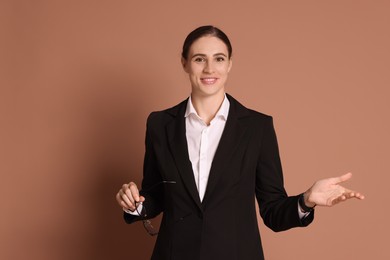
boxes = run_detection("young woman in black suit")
[116,25,364,260]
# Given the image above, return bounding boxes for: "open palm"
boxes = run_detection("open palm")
[305,173,365,207]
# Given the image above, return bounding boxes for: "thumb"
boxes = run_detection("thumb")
[139,195,146,203]
[334,172,353,184]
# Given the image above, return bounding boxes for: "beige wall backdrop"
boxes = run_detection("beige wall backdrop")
[1,1,389,259]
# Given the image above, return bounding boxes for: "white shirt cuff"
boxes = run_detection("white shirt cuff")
[123,203,143,216]
[298,201,310,219]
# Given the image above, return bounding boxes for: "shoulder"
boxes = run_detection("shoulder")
[146,98,188,127]
[227,93,273,125]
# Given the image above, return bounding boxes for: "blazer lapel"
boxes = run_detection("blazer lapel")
[202,95,248,205]
[166,100,203,210]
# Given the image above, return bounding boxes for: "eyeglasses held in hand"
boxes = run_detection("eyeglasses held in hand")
[136,180,176,236]
[135,203,158,236]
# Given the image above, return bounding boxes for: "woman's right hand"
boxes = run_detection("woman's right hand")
[116,182,145,211]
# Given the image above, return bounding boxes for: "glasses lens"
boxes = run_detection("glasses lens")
[136,203,158,236]
[143,219,158,236]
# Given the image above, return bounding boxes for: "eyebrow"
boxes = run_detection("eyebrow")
[191,53,228,58]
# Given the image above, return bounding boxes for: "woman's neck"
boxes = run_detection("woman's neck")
[190,92,225,125]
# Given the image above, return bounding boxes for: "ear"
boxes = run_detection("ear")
[181,57,189,73]
[227,58,233,73]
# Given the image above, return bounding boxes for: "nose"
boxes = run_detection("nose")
[203,61,214,73]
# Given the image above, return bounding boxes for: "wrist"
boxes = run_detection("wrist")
[303,190,316,208]
[299,192,316,213]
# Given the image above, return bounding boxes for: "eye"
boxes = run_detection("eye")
[194,57,206,63]
[216,56,225,62]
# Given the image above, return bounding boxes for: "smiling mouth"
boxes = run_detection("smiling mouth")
[200,77,218,85]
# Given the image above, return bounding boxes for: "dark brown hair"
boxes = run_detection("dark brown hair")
[181,25,233,60]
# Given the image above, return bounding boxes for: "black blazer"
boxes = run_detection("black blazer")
[124,94,313,260]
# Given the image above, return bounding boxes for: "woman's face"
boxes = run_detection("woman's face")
[182,36,232,98]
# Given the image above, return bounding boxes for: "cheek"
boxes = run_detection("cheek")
[218,65,231,75]
[189,66,203,76]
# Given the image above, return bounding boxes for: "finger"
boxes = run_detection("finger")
[356,192,365,200]
[330,195,346,206]
[120,200,132,210]
[346,191,365,200]
[116,190,133,210]
[122,183,136,203]
[331,191,365,205]
[344,191,355,199]
[120,189,136,210]
[128,182,140,202]
[116,192,124,207]
[333,172,353,184]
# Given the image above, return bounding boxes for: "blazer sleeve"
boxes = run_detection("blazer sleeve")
[255,116,314,232]
[124,113,165,224]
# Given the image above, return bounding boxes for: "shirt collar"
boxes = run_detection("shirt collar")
[185,94,230,121]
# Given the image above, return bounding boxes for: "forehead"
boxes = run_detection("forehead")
[188,36,229,55]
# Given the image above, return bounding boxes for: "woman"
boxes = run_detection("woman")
[116,25,364,260]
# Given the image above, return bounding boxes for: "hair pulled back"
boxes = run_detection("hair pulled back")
[181,25,232,60]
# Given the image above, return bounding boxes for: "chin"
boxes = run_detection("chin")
[198,88,225,97]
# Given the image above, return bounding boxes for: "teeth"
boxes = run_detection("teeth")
[202,78,217,83]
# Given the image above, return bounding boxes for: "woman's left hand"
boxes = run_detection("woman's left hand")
[303,172,365,208]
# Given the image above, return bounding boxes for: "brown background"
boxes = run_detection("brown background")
[1,0,389,259]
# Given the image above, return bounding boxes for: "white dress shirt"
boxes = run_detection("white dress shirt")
[185,94,230,201]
